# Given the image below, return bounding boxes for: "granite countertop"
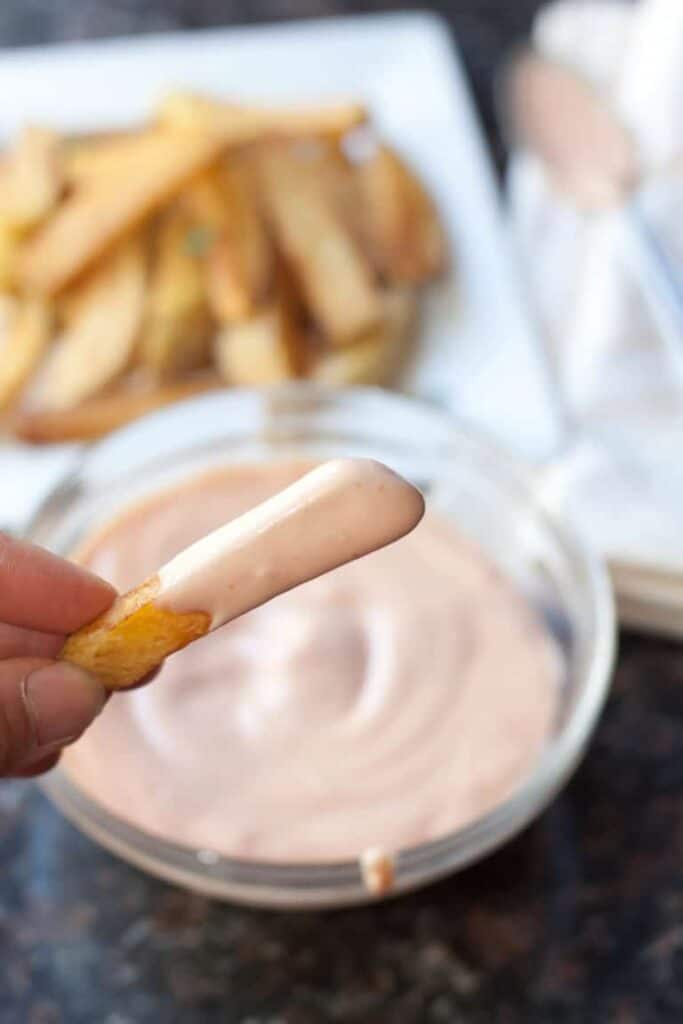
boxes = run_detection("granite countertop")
[3,2,680,1022]
[3,632,683,1023]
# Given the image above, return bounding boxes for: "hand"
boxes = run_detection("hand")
[0,533,115,778]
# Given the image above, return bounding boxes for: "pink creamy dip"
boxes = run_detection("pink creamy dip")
[63,460,561,862]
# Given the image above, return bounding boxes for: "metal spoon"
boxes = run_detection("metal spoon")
[502,48,683,386]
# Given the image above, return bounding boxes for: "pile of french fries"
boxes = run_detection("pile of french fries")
[0,92,448,443]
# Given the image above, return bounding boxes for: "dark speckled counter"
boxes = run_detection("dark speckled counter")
[3,2,677,1022]
[3,634,683,1022]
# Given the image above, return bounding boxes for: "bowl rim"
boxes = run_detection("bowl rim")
[35,384,616,908]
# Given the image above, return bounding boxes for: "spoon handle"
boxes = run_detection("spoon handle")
[619,199,683,384]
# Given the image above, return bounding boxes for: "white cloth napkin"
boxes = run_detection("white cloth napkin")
[509,0,683,571]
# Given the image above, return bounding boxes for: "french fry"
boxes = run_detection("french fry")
[214,289,303,385]
[24,116,354,296]
[65,96,365,191]
[258,145,381,344]
[24,238,146,411]
[156,93,240,132]
[0,222,20,291]
[62,459,422,690]
[0,299,51,409]
[61,575,210,690]
[311,286,416,386]
[354,145,448,283]
[140,208,210,376]
[19,97,370,296]
[64,130,172,187]
[0,294,17,330]
[19,131,228,295]
[67,95,366,190]
[13,376,220,443]
[55,273,95,329]
[157,91,367,138]
[186,162,272,323]
[0,91,449,446]
[0,127,63,231]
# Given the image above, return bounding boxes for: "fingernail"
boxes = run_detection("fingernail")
[22,663,107,750]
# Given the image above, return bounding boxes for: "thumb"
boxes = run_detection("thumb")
[0,658,107,776]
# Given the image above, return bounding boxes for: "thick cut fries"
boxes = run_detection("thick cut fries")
[0,299,52,409]
[64,130,171,187]
[311,286,416,386]
[61,576,210,690]
[25,238,146,411]
[140,209,210,376]
[0,127,63,231]
[0,91,448,443]
[355,145,448,283]
[187,163,272,322]
[20,131,227,295]
[24,98,369,295]
[0,222,20,291]
[207,163,272,322]
[215,289,303,385]
[259,146,381,344]
[68,96,366,190]
[0,295,16,331]
[13,377,220,443]
[157,92,367,138]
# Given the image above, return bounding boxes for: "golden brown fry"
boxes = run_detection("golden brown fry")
[19,95,369,296]
[214,290,304,385]
[156,93,240,132]
[0,93,449,448]
[19,131,227,295]
[140,208,210,376]
[0,222,20,291]
[24,238,146,411]
[55,274,93,329]
[354,145,448,283]
[186,162,272,323]
[259,145,381,344]
[68,95,365,189]
[311,286,416,386]
[64,130,171,187]
[0,294,17,329]
[157,91,367,138]
[0,126,63,231]
[0,299,51,409]
[61,576,210,690]
[13,376,220,443]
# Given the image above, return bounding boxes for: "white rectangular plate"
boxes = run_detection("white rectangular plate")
[0,12,559,533]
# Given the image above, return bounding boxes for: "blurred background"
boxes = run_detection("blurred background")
[0,1,547,165]
[7,2,683,1024]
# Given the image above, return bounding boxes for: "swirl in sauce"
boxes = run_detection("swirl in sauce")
[63,460,561,862]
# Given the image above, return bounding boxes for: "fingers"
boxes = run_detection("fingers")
[15,750,62,778]
[0,626,163,685]
[0,657,106,777]
[0,623,64,661]
[0,533,116,634]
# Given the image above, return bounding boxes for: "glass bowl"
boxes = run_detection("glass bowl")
[28,385,615,909]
